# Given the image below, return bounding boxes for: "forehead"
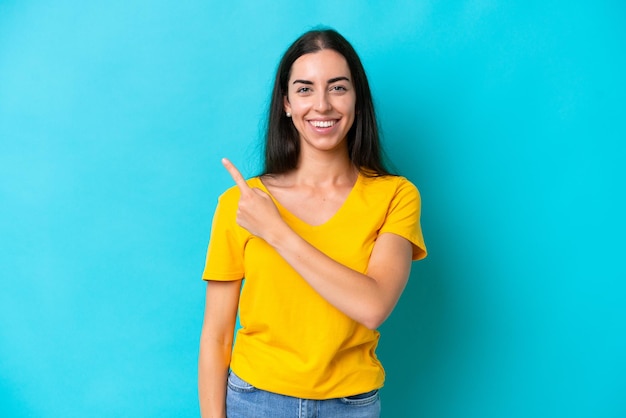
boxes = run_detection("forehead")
[289,49,352,81]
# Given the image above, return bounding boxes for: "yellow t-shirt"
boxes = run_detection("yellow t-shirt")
[202,173,426,399]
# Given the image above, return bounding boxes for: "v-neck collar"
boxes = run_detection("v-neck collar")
[255,173,362,228]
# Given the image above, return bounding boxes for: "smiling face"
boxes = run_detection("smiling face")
[283,49,357,156]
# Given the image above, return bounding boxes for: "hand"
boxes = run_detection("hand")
[221,158,285,242]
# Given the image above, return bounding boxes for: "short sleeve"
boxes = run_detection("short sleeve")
[201,187,247,281]
[379,177,427,260]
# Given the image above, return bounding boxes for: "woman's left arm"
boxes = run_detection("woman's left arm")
[222,158,414,330]
[272,228,413,330]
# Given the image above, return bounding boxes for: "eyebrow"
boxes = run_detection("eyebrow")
[292,76,351,85]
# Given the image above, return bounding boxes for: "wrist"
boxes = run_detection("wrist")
[264,221,295,249]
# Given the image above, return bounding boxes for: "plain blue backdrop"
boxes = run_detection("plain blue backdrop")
[1,1,624,417]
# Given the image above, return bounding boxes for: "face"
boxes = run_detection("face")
[284,49,356,155]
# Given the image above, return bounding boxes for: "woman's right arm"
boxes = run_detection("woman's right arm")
[198,279,242,418]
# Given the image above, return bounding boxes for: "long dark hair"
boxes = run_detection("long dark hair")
[262,28,391,177]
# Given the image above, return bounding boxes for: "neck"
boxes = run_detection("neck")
[293,149,357,186]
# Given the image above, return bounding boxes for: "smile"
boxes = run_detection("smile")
[309,120,337,128]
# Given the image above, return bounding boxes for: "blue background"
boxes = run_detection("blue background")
[1,1,624,417]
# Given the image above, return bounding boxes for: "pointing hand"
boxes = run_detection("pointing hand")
[222,158,284,241]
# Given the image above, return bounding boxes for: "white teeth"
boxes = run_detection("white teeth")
[310,120,336,128]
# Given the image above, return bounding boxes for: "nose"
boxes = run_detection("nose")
[314,91,332,112]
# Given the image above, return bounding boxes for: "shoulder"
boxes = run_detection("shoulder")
[359,175,419,198]
[355,175,422,218]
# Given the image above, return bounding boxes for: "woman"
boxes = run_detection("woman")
[199,28,426,418]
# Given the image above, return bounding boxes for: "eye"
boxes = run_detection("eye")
[296,87,312,94]
[330,85,348,92]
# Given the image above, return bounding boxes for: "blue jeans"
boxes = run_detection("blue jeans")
[226,372,381,418]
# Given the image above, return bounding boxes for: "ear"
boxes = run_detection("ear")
[283,95,291,115]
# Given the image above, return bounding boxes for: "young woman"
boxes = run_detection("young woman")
[198,28,426,418]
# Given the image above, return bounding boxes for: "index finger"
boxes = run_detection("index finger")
[221,158,251,192]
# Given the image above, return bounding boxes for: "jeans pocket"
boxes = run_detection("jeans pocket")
[227,372,258,393]
[340,389,380,406]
